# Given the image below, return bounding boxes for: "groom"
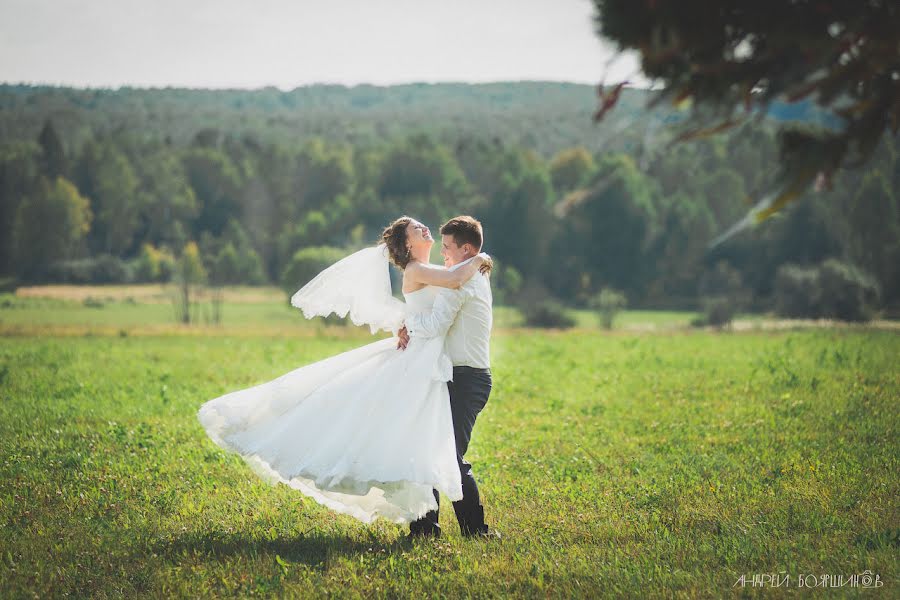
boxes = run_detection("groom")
[397,215,500,540]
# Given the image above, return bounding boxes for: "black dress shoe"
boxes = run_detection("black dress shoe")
[405,527,441,541]
[461,526,501,540]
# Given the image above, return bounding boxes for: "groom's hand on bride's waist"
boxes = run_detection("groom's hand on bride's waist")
[397,325,410,350]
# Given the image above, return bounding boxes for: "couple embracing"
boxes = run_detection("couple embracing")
[198,215,501,541]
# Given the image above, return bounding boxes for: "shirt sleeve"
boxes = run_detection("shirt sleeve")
[405,283,473,339]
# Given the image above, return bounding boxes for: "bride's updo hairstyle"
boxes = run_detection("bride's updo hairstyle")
[381,215,413,269]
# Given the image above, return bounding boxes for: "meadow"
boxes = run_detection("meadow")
[1,288,897,598]
[1,285,704,335]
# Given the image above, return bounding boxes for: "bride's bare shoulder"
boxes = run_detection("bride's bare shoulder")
[403,261,446,280]
[404,261,445,273]
[402,263,430,293]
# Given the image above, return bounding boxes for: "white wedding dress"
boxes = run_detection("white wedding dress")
[197,245,463,524]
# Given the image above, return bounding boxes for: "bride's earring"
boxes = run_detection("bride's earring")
[406,246,411,259]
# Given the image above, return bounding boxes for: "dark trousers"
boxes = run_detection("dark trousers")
[409,366,492,536]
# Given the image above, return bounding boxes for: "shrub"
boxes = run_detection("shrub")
[44,259,92,283]
[92,255,132,283]
[281,246,348,299]
[818,258,881,322]
[133,244,176,283]
[522,299,576,329]
[134,244,160,282]
[702,296,736,328]
[157,249,176,281]
[45,255,132,284]
[83,296,105,309]
[513,280,575,329]
[589,288,627,329]
[692,260,749,329]
[774,258,881,322]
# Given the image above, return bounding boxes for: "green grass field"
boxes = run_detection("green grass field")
[1,290,897,598]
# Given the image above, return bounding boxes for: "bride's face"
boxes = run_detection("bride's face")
[406,219,433,251]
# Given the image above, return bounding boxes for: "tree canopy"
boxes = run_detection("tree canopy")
[592,0,900,245]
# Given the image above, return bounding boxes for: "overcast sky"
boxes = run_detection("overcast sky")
[0,0,643,89]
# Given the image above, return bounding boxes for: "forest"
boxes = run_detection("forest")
[1,82,896,322]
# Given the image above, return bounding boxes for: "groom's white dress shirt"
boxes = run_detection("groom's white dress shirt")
[404,255,492,369]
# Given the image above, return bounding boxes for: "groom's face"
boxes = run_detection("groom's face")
[441,234,470,267]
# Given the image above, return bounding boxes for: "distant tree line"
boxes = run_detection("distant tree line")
[1,84,897,322]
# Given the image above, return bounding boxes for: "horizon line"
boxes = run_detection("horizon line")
[0,79,656,93]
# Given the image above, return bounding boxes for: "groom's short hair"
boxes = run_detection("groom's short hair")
[440,216,483,251]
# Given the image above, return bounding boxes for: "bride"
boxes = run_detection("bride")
[197,215,491,525]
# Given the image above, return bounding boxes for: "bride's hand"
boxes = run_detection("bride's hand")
[396,325,410,350]
[475,253,492,275]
